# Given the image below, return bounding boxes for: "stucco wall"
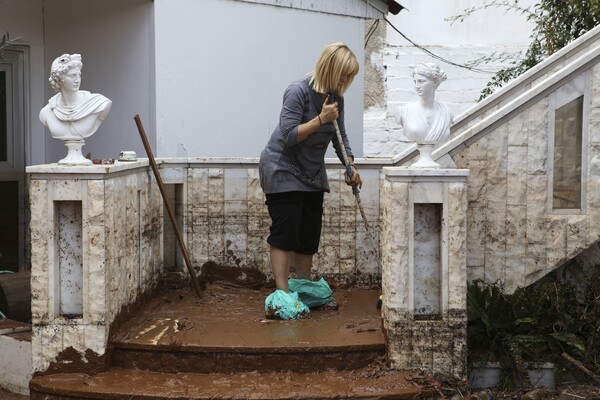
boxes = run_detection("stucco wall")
[153,0,366,159]
[41,0,155,163]
[2,0,539,163]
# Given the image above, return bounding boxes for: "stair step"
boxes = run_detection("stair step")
[30,285,440,399]
[30,367,439,400]
[111,345,384,374]
[110,286,385,373]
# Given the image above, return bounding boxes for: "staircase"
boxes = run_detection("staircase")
[29,284,439,399]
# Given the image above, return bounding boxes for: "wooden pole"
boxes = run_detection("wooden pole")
[134,115,203,298]
[562,352,600,384]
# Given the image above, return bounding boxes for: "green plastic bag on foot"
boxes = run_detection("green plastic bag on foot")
[264,289,309,320]
[288,277,334,308]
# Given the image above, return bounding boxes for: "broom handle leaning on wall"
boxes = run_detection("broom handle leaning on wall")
[134,114,203,298]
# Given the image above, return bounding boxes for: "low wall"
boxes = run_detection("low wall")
[160,158,383,287]
[0,332,31,394]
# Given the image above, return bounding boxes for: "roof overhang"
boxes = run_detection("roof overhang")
[232,0,406,19]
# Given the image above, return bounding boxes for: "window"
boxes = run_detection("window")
[552,96,583,209]
[549,72,590,212]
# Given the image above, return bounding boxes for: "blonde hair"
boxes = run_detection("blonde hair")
[310,43,359,96]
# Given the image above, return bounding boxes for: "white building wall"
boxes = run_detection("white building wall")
[154,0,366,158]
[364,0,536,157]
[1,0,540,162]
[41,0,154,163]
[0,334,31,395]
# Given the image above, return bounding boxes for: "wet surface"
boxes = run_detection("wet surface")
[30,284,441,399]
[30,367,439,399]
[111,284,385,352]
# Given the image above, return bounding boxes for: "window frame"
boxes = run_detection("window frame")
[0,64,15,167]
[547,70,591,215]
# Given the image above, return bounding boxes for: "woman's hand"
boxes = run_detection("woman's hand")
[345,165,362,189]
[319,95,339,124]
[296,94,338,143]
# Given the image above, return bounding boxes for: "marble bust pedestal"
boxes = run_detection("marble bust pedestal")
[58,139,91,165]
[412,143,438,168]
[380,167,469,379]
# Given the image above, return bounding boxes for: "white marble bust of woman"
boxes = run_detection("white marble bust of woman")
[395,62,452,145]
[39,54,112,141]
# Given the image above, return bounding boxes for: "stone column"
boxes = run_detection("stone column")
[27,161,162,373]
[381,167,469,379]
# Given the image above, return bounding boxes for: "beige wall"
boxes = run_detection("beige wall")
[173,161,383,287]
[452,63,600,292]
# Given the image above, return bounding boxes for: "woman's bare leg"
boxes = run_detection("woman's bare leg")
[270,245,292,292]
[294,253,313,280]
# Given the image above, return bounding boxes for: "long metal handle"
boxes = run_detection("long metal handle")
[332,121,356,189]
[134,114,203,298]
[333,120,371,230]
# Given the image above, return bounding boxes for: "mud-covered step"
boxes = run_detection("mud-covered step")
[30,366,440,400]
[110,285,385,373]
[111,344,384,373]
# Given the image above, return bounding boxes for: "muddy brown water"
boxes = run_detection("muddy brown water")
[29,283,442,398]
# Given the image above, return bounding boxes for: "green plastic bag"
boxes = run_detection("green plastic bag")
[264,289,309,320]
[288,277,334,308]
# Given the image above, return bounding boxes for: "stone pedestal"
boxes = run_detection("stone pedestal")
[58,139,93,165]
[27,160,163,373]
[380,167,469,379]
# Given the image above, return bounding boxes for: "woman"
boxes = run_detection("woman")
[259,43,362,296]
[40,53,112,141]
[395,62,451,144]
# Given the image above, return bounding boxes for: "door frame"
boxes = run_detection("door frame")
[1,46,29,271]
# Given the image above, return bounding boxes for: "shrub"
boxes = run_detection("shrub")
[468,264,600,388]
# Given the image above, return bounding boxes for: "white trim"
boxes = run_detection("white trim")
[452,25,600,130]
[432,43,600,162]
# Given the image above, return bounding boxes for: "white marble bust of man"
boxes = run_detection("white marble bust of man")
[39,54,112,141]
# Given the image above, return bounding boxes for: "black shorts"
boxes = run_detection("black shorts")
[265,191,324,255]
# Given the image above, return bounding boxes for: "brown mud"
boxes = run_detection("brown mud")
[20,266,600,399]
[29,279,445,399]
[110,284,386,360]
